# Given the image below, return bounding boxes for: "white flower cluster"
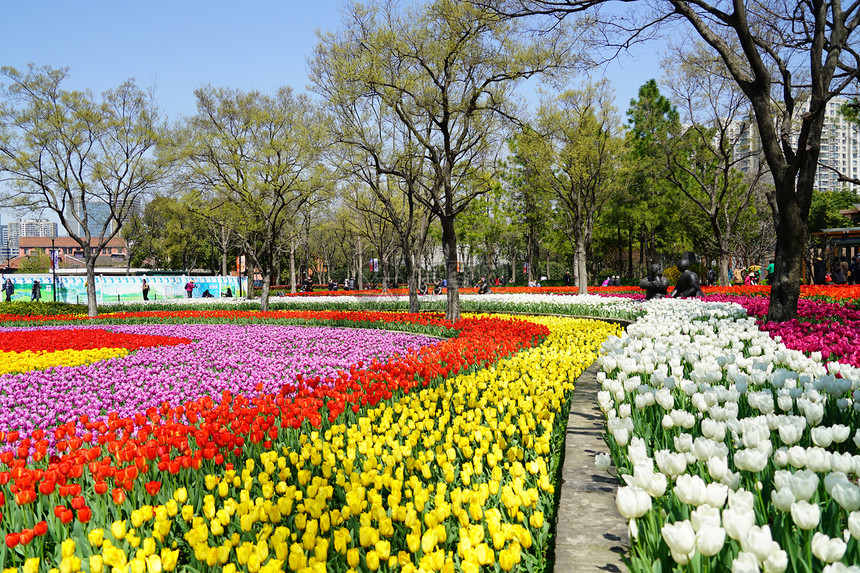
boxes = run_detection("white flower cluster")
[596,298,860,571]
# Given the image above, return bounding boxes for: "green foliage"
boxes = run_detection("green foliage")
[18,252,50,273]
[808,189,856,232]
[0,301,87,316]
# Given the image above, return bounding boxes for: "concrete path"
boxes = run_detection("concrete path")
[553,361,629,573]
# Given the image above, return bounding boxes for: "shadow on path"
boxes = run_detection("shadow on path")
[553,361,629,573]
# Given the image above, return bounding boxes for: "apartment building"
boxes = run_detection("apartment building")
[4,218,59,263]
[729,97,860,192]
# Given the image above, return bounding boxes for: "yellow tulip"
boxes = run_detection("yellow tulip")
[88,528,104,548]
[89,556,104,573]
[23,558,40,573]
[347,548,360,568]
[111,520,127,541]
[61,538,76,558]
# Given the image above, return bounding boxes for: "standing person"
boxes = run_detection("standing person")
[707,268,717,286]
[184,279,195,298]
[3,278,12,302]
[813,257,827,285]
[141,279,150,301]
[564,270,571,286]
[31,279,41,302]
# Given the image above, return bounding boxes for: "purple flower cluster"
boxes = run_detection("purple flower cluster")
[0,324,439,443]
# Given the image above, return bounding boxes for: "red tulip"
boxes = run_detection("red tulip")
[19,529,34,545]
[144,481,162,496]
[111,488,126,504]
[77,507,92,523]
[5,532,19,548]
[94,481,108,495]
[33,521,47,536]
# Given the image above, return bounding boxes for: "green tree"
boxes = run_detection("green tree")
[164,86,324,311]
[532,81,625,293]
[623,79,686,274]
[311,0,571,320]
[480,0,860,321]
[0,65,161,316]
[808,189,856,233]
[19,251,50,273]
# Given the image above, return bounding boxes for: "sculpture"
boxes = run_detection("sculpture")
[639,264,669,300]
[671,258,704,298]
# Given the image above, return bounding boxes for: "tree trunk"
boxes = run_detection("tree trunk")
[767,191,806,322]
[381,253,389,293]
[290,241,297,294]
[405,246,419,314]
[575,238,588,295]
[246,264,254,300]
[86,258,98,317]
[441,215,460,321]
[719,256,730,287]
[222,251,228,276]
[357,237,364,290]
[260,271,271,312]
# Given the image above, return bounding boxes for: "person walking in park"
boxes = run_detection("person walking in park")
[3,278,12,302]
[31,280,41,302]
[184,279,195,298]
[141,279,150,301]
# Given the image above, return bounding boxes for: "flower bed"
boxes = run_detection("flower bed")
[0,310,566,571]
[595,298,860,571]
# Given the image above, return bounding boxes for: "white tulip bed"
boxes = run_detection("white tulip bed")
[595,298,860,573]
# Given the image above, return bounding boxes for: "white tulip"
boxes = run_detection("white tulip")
[661,520,696,561]
[807,447,831,472]
[675,474,708,506]
[789,469,820,501]
[770,488,796,512]
[832,452,854,474]
[773,448,789,468]
[613,427,629,447]
[763,545,788,573]
[830,479,860,512]
[695,523,726,556]
[790,500,821,530]
[674,433,693,453]
[822,563,860,573]
[811,532,847,563]
[662,414,674,429]
[655,450,687,477]
[732,551,761,573]
[708,456,729,481]
[787,446,807,469]
[848,511,860,541]
[616,486,651,519]
[777,394,794,412]
[645,471,667,498]
[594,453,611,471]
[812,426,834,448]
[832,424,850,443]
[705,482,729,508]
[722,506,756,541]
[741,524,774,563]
[778,423,803,445]
[729,488,755,511]
[690,504,722,531]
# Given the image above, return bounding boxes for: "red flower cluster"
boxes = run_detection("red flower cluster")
[0,311,548,545]
[0,328,191,353]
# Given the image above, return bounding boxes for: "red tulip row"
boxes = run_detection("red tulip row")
[0,312,549,548]
[0,329,191,353]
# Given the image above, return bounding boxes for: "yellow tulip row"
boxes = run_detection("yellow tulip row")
[17,316,620,573]
[0,348,129,375]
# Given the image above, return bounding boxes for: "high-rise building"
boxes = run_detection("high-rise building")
[0,224,9,265]
[5,219,59,261]
[729,97,860,193]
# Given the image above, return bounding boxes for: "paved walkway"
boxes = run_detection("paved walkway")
[553,361,629,573]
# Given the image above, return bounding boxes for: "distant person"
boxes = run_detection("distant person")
[813,257,826,285]
[766,260,775,284]
[564,270,571,286]
[184,280,195,298]
[223,287,233,297]
[31,280,41,302]
[3,278,13,302]
[707,268,717,286]
[601,276,611,287]
[732,267,743,285]
[202,289,214,298]
[141,279,150,301]
[850,256,860,285]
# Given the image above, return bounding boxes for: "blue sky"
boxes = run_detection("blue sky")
[1,0,664,227]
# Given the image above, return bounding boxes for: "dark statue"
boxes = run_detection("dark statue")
[639,264,669,300]
[671,258,704,298]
